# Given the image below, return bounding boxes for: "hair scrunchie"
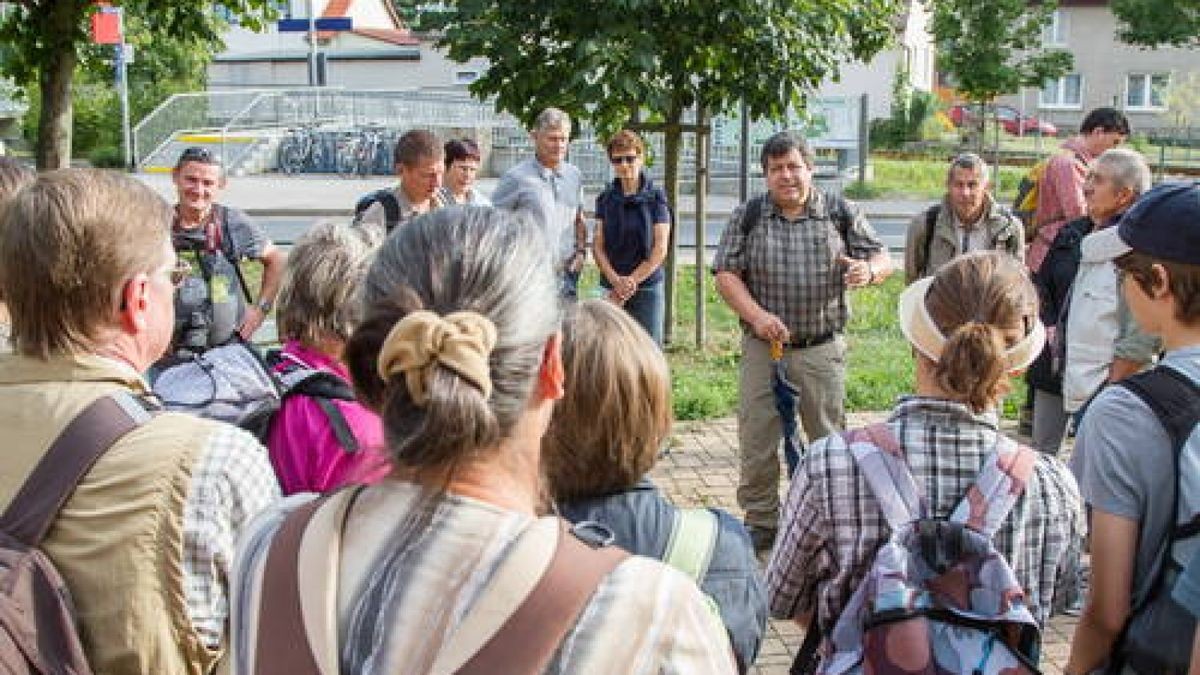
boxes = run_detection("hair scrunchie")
[375,310,498,406]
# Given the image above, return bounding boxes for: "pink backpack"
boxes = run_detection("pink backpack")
[821,424,1042,674]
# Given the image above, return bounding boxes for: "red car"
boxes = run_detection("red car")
[948,104,1058,136]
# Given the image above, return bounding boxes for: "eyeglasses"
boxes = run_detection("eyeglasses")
[168,259,192,287]
[610,154,638,166]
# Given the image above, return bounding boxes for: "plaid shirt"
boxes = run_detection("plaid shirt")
[766,397,1084,639]
[713,190,883,341]
[182,424,280,648]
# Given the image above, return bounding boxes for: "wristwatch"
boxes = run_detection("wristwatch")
[256,298,274,313]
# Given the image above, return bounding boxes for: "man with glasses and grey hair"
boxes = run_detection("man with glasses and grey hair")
[170,147,285,353]
[492,107,587,298]
[904,153,1024,283]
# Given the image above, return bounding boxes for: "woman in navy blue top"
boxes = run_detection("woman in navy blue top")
[593,129,672,345]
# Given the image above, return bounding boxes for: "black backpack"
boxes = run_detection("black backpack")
[1111,365,1200,673]
[353,188,402,232]
[238,356,362,453]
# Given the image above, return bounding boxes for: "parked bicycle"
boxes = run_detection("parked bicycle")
[336,125,387,178]
[278,124,328,174]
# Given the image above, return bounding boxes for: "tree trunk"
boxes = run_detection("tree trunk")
[36,1,82,170]
[661,113,682,346]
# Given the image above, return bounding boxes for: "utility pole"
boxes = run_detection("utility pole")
[116,8,131,171]
[307,0,317,87]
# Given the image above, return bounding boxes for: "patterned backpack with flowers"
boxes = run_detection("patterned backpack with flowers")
[820,424,1042,675]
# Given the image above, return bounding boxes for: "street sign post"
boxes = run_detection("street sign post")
[277,13,354,86]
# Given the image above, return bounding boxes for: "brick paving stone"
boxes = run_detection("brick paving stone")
[650,415,1076,675]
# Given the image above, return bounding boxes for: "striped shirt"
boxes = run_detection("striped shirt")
[766,397,1085,639]
[231,480,736,674]
[713,190,884,341]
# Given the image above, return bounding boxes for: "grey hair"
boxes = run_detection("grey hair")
[1095,148,1152,195]
[276,221,382,346]
[946,152,990,184]
[344,205,561,470]
[533,107,571,134]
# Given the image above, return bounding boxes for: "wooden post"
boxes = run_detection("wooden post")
[695,106,710,348]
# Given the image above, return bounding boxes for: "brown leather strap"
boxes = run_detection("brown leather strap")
[254,494,330,675]
[454,521,629,675]
[0,392,151,546]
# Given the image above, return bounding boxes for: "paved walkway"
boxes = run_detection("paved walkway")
[649,413,1077,674]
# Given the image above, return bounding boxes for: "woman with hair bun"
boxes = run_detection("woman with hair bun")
[765,251,1085,672]
[229,205,735,674]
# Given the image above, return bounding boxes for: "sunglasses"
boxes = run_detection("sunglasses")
[176,147,217,167]
[610,154,638,166]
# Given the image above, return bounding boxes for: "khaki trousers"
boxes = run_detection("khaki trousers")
[736,333,846,529]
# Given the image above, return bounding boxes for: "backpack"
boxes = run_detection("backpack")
[819,424,1042,675]
[238,354,361,452]
[1110,365,1200,673]
[151,339,280,425]
[0,392,154,675]
[1012,150,1086,239]
[353,188,402,232]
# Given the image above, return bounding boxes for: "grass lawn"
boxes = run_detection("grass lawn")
[633,268,919,421]
[845,157,1027,203]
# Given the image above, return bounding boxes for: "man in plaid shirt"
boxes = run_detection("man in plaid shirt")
[713,131,893,552]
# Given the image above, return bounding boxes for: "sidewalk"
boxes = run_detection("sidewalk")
[134,172,927,220]
[653,413,1076,675]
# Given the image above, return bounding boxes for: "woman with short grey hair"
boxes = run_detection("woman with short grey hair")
[230,206,736,674]
[1029,147,1157,456]
[266,221,390,494]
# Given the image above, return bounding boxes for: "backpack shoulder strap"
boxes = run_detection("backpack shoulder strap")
[1119,366,1200,453]
[949,435,1037,538]
[280,366,360,453]
[216,205,255,305]
[254,486,362,675]
[828,191,854,240]
[921,204,940,275]
[845,423,925,531]
[378,190,402,231]
[664,508,719,582]
[740,194,766,237]
[0,391,154,546]
[448,520,630,675]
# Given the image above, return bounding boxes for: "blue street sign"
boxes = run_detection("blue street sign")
[277,17,353,32]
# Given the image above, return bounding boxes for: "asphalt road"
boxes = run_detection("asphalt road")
[257,216,911,252]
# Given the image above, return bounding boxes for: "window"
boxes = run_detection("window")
[1042,10,1067,46]
[1041,74,1082,109]
[1126,73,1169,110]
[455,70,479,85]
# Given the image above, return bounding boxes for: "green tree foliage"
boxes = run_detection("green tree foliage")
[928,0,1072,105]
[416,0,904,343]
[1112,0,1200,48]
[0,1,276,169]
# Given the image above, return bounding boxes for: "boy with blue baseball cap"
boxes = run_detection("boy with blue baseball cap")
[1066,182,1200,674]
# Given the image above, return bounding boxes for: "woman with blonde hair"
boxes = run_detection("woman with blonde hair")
[766,251,1084,673]
[230,206,735,674]
[545,299,767,673]
[265,220,389,494]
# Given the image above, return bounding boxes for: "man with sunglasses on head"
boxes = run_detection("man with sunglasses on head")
[492,107,587,298]
[0,170,280,673]
[170,147,285,353]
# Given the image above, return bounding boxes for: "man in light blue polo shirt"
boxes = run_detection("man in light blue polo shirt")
[492,107,587,298]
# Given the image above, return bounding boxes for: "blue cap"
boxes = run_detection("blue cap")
[1101,182,1200,264]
